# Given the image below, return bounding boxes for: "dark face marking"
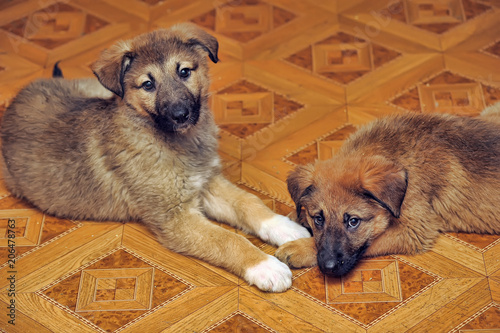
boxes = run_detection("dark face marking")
[299,185,385,277]
[121,42,208,133]
[317,232,369,276]
[152,92,201,133]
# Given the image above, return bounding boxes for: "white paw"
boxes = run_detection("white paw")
[244,255,292,292]
[258,214,311,247]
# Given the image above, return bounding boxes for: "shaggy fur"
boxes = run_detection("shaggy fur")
[276,107,500,277]
[1,24,309,292]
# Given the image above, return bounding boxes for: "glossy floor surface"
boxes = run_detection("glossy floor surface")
[0,0,500,332]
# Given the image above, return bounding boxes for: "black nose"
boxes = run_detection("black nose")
[318,250,348,276]
[319,256,342,275]
[171,108,190,124]
[323,258,337,272]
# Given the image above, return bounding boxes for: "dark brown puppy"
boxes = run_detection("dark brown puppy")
[276,108,500,277]
[1,23,309,292]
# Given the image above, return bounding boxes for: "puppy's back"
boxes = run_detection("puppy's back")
[343,112,500,178]
[1,79,124,220]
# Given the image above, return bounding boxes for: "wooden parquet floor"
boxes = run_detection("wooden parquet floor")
[0,0,500,332]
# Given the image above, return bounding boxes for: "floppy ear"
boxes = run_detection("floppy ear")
[171,23,219,63]
[91,40,134,98]
[359,156,408,218]
[287,164,315,222]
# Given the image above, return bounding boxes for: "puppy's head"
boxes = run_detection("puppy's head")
[287,155,407,276]
[91,23,219,133]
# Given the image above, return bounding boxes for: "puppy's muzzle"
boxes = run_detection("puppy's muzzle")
[317,242,368,277]
[154,99,200,132]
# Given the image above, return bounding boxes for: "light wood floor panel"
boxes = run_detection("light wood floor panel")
[0,0,499,332]
[346,54,445,104]
[491,274,500,303]
[0,223,123,292]
[432,236,488,275]
[238,288,325,333]
[444,52,500,84]
[368,278,487,332]
[397,251,485,279]
[122,225,239,286]
[119,286,238,333]
[0,299,52,333]
[485,244,500,276]
[403,279,492,333]
[161,288,239,333]
[0,293,96,333]
[244,60,345,104]
[247,285,366,333]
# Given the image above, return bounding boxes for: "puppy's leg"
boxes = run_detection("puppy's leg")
[149,206,292,292]
[275,237,317,268]
[201,175,310,246]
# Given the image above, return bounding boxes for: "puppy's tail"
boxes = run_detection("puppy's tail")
[52,61,63,78]
[480,101,500,124]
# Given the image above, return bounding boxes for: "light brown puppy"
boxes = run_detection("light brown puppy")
[1,24,309,292]
[276,109,500,276]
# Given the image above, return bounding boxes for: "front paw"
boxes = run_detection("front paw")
[244,255,292,292]
[258,215,311,247]
[275,237,317,269]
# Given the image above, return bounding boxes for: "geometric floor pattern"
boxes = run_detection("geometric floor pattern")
[0,0,499,332]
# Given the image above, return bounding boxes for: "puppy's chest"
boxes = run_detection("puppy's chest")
[182,154,220,190]
[134,137,220,193]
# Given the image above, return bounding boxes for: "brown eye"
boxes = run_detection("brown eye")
[313,212,324,228]
[348,217,361,229]
[142,80,155,91]
[344,213,361,229]
[178,68,191,79]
